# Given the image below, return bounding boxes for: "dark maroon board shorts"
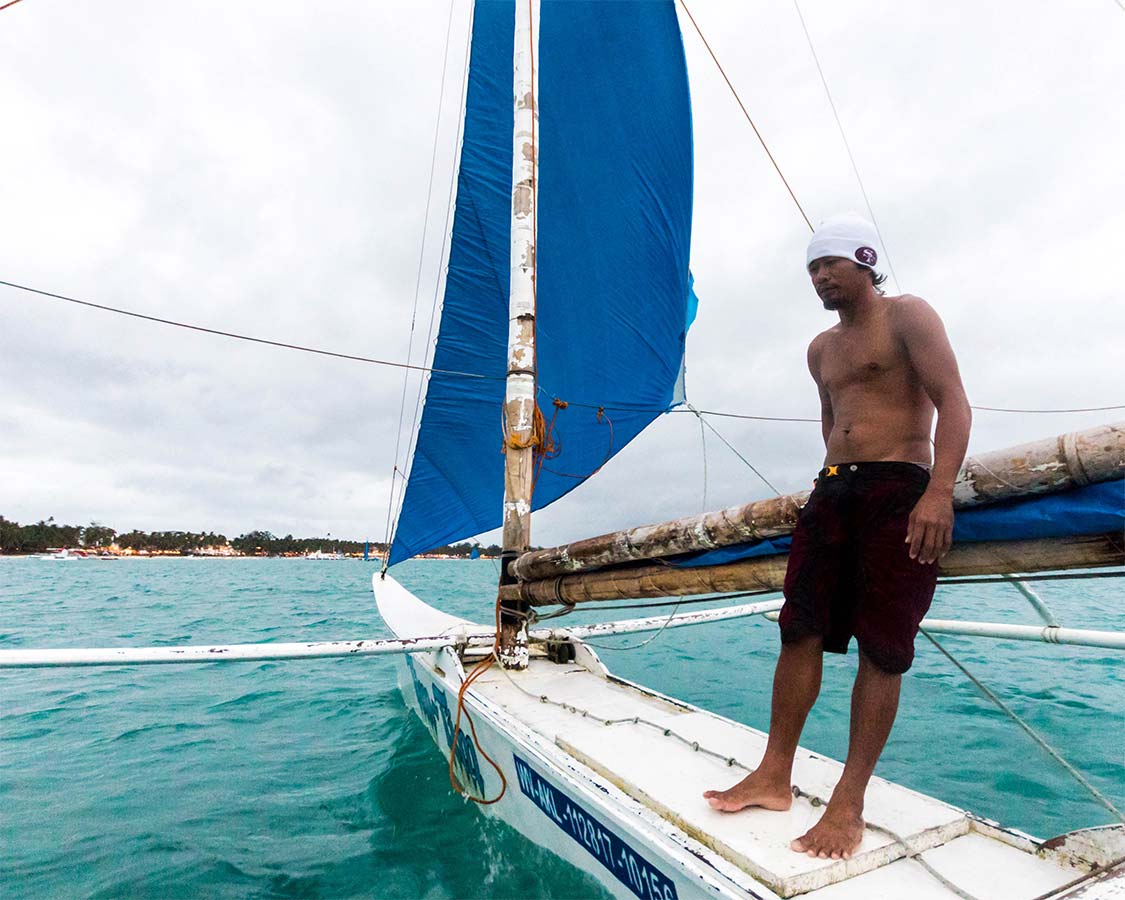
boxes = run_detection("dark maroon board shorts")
[779,461,938,674]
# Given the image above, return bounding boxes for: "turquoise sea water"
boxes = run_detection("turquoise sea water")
[1,557,1122,898]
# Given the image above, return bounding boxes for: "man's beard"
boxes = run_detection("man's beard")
[821,297,841,310]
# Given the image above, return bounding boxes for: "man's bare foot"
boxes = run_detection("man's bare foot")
[703,769,793,812]
[790,802,865,859]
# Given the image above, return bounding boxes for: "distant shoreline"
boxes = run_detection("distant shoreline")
[1,517,503,559]
[1,551,494,560]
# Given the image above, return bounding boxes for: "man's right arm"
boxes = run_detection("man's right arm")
[807,335,833,450]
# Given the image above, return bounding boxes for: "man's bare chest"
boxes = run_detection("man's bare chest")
[819,326,910,393]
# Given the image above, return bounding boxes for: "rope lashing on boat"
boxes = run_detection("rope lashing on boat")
[531,401,616,486]
[491,660,983,900]
[502,396,615,492]
[530,400,566,492]
[921,629,1125,824]
[502,401,551,453]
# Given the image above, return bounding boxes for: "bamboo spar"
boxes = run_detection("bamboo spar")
[499,533,1125,605]
[510,422,1125,583]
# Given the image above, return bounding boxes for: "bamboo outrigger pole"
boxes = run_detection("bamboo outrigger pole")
[499,533,1124,605]
[497,0,540,669]
[510,422,1125,583]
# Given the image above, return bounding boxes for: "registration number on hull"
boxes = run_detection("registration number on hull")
[514,755,678,900]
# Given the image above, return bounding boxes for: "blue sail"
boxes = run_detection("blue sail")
[389,1,693,566]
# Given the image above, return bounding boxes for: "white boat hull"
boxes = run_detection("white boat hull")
[391,645,735,900]
[374,573,1124,900]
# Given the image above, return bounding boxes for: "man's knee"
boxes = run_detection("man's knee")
[857,647,906,678]
[781,633,824,658]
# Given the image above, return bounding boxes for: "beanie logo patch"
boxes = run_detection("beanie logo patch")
[855,246,877,266]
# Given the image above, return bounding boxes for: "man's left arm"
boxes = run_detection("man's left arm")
[897,296,972,564]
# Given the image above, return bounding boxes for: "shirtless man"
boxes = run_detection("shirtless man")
[703,214,972,860]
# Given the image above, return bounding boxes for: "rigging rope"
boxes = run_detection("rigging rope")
[676,0,813,232]
[579,599,687,652]
[791,0,901,293]
[385,0,478,558]
[5,280,1120,419]
[920,629,1125,824]
[689,403,782,495]
[385,0,460,551]
[695,402,709,512]
[0,279,500,382]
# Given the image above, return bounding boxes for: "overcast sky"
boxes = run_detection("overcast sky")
[2,1,1122,551]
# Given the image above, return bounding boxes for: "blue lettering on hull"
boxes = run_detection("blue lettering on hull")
[404,654,485,797]
[514,755,678,900]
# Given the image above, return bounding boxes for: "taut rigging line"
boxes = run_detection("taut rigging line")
[0,278,501,382]
[4,277,1123,417]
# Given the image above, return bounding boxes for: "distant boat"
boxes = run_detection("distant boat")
[35,548,83,561]
[304,548,345,560]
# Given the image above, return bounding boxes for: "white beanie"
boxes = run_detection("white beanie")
[806,213,883,277]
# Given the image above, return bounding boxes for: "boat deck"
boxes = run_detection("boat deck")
[472,656,1081,899]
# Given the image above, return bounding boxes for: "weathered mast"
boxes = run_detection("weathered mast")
[497,0,539,669]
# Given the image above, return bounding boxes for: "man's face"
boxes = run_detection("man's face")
[807,256,869,310]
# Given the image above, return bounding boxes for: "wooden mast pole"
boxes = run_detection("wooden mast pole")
[498,0,539,669]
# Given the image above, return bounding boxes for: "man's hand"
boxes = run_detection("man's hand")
[906,488,954,564]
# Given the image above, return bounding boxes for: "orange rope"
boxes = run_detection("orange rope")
[501,400,554,451]
[447,651,508,804]
[537,406,616,481]
[446,534,520,805]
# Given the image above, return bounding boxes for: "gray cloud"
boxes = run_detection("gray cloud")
[2,0,1121,551]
